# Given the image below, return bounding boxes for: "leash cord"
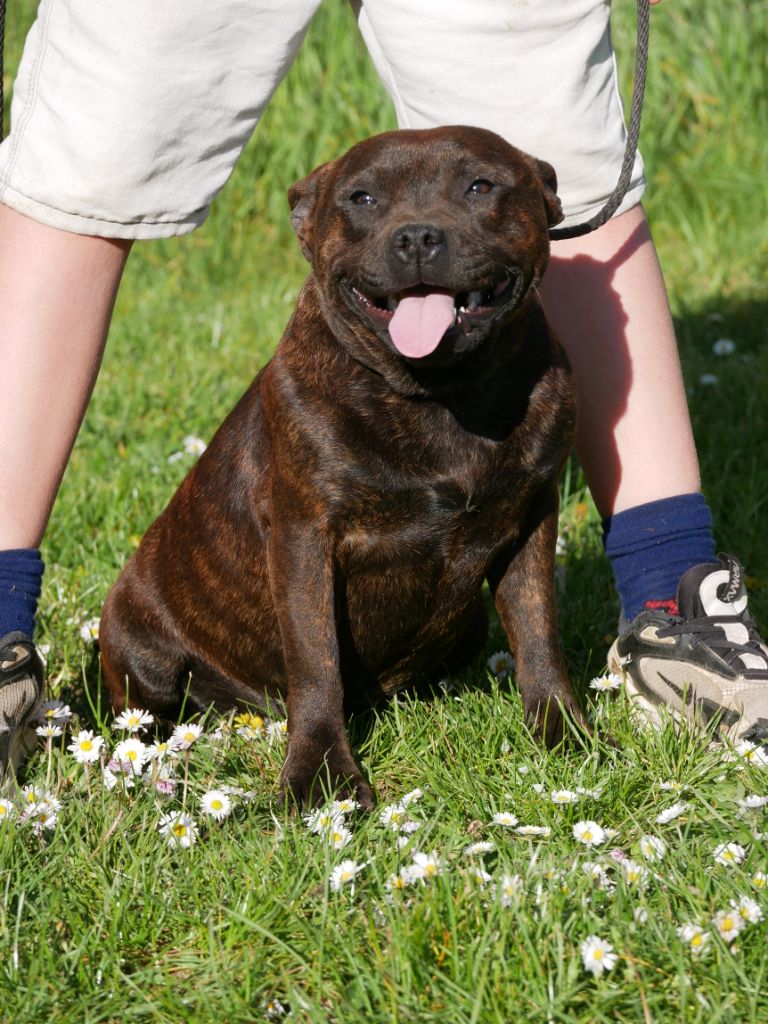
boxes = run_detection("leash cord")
[0,0,5,144]
[550,0,650,240]
[0,0,648,230]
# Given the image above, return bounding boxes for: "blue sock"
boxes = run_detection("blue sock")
[0,549,45,639]
[602,493,717,621]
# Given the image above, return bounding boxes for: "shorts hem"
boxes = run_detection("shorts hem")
[558,178,646,232]
[0,183,207,239]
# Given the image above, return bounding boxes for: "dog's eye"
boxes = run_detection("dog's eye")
[467,179,495,196]
[350,190,377,206]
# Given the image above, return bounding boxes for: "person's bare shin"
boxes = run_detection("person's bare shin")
[539,204,700,517]
[0,204,131,548]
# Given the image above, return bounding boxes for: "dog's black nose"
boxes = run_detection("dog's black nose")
[392,223,446,264]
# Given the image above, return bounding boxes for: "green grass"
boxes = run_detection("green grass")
[2,1,768,1021]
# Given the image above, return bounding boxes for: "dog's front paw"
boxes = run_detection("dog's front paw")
[523,686,591,748]
[278,748,375,811]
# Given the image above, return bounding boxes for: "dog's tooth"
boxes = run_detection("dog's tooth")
[468,290,482,310]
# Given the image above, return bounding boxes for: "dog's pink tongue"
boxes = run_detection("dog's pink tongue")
[389,292,455,358]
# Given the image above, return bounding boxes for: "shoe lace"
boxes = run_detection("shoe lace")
[659,613,768,679]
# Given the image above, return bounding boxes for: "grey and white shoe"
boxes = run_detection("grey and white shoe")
[608,555,768,743]
[0,631,45,783]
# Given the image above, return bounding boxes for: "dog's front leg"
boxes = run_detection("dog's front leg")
[489,490,588,746]
[268,520,374,809]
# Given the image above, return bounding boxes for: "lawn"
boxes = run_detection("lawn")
[1,1,768,1021]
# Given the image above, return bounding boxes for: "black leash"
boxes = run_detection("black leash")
[0,0,648,225]
[0,0,5,144]
[550,0,651,240]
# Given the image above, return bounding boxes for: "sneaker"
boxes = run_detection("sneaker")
[0,631,45,783]
[608,554,768,743]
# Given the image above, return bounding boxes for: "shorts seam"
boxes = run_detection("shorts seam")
[0,180,209,231]
[0,0,56,206]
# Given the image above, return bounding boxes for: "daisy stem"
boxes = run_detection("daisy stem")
[84,761,92,799]
[182,749,190,809]
[45,736,53,790]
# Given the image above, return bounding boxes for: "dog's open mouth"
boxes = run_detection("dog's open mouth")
[348,276,521,359]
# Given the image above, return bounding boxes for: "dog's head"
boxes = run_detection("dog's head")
[288,126,562,393]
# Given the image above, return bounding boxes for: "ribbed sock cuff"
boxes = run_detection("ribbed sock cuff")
[602,493,717,621]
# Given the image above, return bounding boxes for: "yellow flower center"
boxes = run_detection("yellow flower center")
[593,949,603,960]
[691,934,703,947]
[173,823,188,838]
[211,799,222,811]
[722,917,734,931]
[583,831,593,842]
[80,740,93,752]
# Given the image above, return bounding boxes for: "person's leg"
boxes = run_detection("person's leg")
[0,205,131,549]
[539,203,699,518]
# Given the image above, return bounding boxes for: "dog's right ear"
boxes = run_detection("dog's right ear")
[288,162,334,262]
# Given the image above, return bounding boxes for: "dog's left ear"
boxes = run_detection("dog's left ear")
[530,157,564,228]
[288,162,334,262]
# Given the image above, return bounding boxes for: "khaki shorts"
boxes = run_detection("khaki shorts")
[0,0,645,239]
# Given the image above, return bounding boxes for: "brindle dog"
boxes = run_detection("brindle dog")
[99,125,584,808]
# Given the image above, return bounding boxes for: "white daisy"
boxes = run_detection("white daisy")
[463,841,494,856]
[147,738,178,762]
[183,435,207,456]
[114,737,148,772]
[171,722,203,749]
[0,798,15,823]
[158,811,198,848]
[589,674,622,692]
[329,859,365,892]
[659,781,689,793]
[266,720,288,745]
[712,908,744,943]
[385,870,412,892]
[677,923,710,956]
[200,789,232,821]
[751,871,768,890]
[735,741,768,766]
[35,722,63,739]
[516,824,551,837]
[698,373,719,387]
[79,617,100,643]
[655,801,690,825]
[712,338,736,356]
[113,707,154,733]
[573,821,606,847]
[713,842,747,867]
[492,811,519,827]
[467,867,492,887]
[621,859,649,887]
[732,895,763,925]
[738,794,768,810]
[324,825,352,850]
[410,851,443,880]
[304,808,345,834]
[498,873,523,906]
[331,798,359,816]
[379,803,408,830]
[68,729,105,764]
[401,788,424,806]
[634,907,648,924]
[33,700,72,724]
[639,835,667,861]
[551,789,579,805]
[580,935,618,976]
